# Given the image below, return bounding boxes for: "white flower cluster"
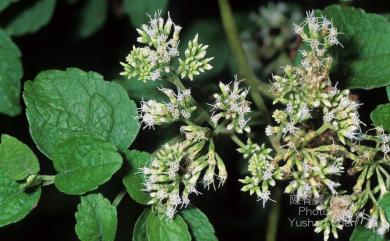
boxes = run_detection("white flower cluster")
[121,11,213,82]
[239,139,282,207]
[121,12,181,82]
[142,125,227,219]
[139,87,195,129]
[376,126,390,158]
[266,9,360,146]
[360,211,390,236]
[294,10,342,49]
[285,155,344,201]
[210,79,251,133]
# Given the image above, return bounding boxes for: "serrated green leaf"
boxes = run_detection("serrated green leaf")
[6,0,56,36]
[0,172,41,227]
[322,6,390,89]
[123,150,151,205]
[0,28,22,116]
[23,67,139,159]
[180,207,218,241]
[370,104,390,131]
[123,0,169,27]
[181,19,229,79]
[76,0,107,38]
[75,193,117,241]
[133,208,151,241]
[0,134,40,181]
[146,211,191,241]
[53,136,122,195]
[350,225,384,241]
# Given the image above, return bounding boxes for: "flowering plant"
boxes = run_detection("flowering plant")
[1,1,390,241]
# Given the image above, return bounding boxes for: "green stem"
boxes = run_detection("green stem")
[302,123,330,147]
[213,119,229,135]
[378,165,390,189]
[40,175,55,186]
[217,0,274,105]
[366,180,377,204]
[266,187,282,241]
[113,191,126,207]
[231,134,245,148]
[217,0,282,152]
[376,167,387,196]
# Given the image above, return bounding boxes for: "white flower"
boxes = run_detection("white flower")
[265,125,274,136]
[286,103,293,114]
[382,144,390,155]
[165,206,177,219]
[155,189,168,201]
[306,10,319,32]
[169,192,182,206]
[293,23,303,35]
[366,217,378,229]
[323,111,334,123]
[263,170,273,180]
[381,134,390,143]
[257,190,273,208]
[377,126,385,134]
[282,122,298,136]
[377,222,390,236]
[298,104,311,120]
[326,180,340,194]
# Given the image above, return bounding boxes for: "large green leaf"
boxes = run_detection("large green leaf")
[123,0,169,27]
[76,0,108,38]
[0,172,41,227]
[350,225,384,241]
[180,207,218,241]
[0,28,22,116]
[23,67,139,159]
[0,134,40,181]
[146,211,191,241]
[322,6,390,89]
[6,0,56,36]
[123,150,151,205]
[370,104,390,131]
[75,193,117,241]
[53,136,122,195]
[133,208,151,241]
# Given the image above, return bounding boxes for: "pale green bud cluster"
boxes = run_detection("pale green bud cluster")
[139,87,195,129]
[238,139,282,207]
[211,79,251,133]
[178,34,213,80]
[142,125,227,219]
[121,11,213,82]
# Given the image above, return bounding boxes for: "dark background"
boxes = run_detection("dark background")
[0,0,389,240]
